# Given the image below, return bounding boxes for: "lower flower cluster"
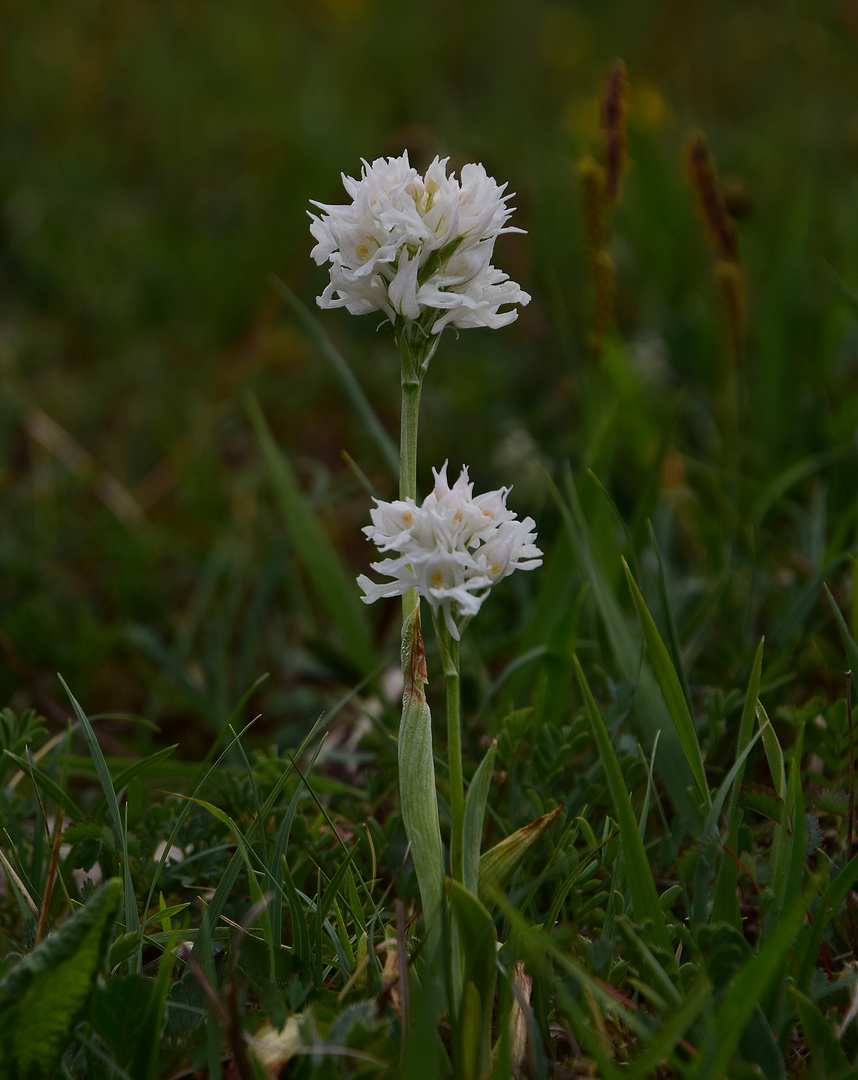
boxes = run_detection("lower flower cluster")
[357,463,542,639]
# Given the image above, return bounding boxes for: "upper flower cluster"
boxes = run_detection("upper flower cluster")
[357,463,542,639]
[309,152,531,335]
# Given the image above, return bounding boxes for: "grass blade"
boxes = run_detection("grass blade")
[3,751,84,820]
[462,740,496,896]
[624,978,710,1080]
[270,276,399,478]
[549,465,699,824]
[573,655,675,962]
[796,847,858,993]
[59,677,140,951]
[712,637,764,926]
[246,390,374,676]
[692,723,767,926]
[309,843,358,946]
[756,700,785,799]
[622,558,710,809]
[691,893,808,1080]
[825,583,858,692]
[790,986,852,1079]
[647,521,694,715]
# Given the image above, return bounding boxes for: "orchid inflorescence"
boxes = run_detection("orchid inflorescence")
[309,151,531,335]
[357,462,542,640]
[310,150,539,952]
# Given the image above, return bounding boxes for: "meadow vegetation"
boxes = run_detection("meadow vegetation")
[2,2,858,1076]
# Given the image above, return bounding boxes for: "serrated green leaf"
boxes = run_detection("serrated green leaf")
[816,789,849,815]
[0,878,121,1079]
[738,784,783,823]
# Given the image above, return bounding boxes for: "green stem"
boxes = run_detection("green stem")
[398,328,423,622]
[395,320,445,939]
[400,376,422,501]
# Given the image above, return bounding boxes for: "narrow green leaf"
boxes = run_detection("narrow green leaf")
[615,914,681,1007]
[59,678,140,948]
[2,751,84,820]
[478,806,562,905]
[548,465,699,823]
[691,894,808,1080]
[92,744,179,820]
[399,608,444,934]
[573,656,674,960]
[281,856,310,966]
[622,558,710,808]
[797,846,858,994]
[755,443,858,527]
[460,982,482,1080]
[756,700,785,800]
[825,583,858,690]
[145,938,179,1080]
[142,709,271,946]
[768,728,805,944]
[246,392,373,676]
[195,673,269,777]
[542,863,586,934]
[647,522,695,715]
[790,986,852,1079]
[309,843,357,945]
[692,724,767,926]
[346,866,367,938]
[624,977,710,1080]
[462,741,497,897]
[739,1006,786,1080]
[713,637,764,926]
[0,878,122,1079]
[447,879,497,1080]
[270,276,399,478]
[124,624,211,719]
[268,766,311,949]
[90,970,173,1080]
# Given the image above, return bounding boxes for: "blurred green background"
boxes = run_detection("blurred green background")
[2,0,858,748]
